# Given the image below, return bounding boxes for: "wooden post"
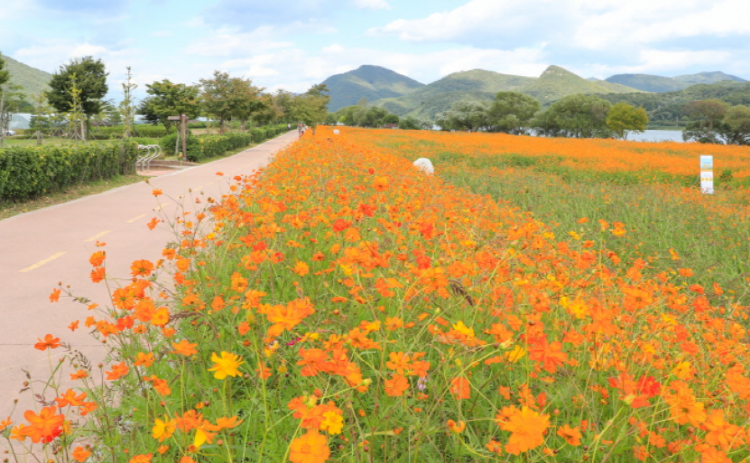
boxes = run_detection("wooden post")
[181,114,187,161]
[36,130,41,146]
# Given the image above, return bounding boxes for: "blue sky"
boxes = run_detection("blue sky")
[1,0,749,100]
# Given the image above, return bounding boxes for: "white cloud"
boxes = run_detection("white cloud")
[353,0,391,10]
[151,30,173,38]
[372,0,750,49]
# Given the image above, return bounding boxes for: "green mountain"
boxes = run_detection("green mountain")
[369,66,644,120]
[522,65,643,102]
[322,65,424,112]
[673,71,746,85]
[374,69,536,119]
[605,74,691,93]
[0,53,52,98]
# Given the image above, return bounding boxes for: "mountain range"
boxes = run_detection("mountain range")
[0,53,52,97]
[322,65,747,119]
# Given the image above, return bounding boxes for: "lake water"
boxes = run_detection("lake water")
[627,130,684,143]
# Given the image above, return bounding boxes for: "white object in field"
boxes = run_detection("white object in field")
[333,129,340,135]
[413,158,434,175]
[700,155,714,194]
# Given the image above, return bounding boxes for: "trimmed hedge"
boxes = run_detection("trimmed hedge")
[0,141,139,202]
[159,124,290,162]
[90,125,171,140]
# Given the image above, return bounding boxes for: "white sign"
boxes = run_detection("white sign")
[333,129,340,135]
[700,155,714,194]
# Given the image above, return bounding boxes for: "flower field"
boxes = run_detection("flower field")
[4,127,750,462]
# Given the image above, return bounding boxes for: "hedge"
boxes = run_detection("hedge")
[0,141,139,202]
[89,125,171,140]
[159,124,290,162]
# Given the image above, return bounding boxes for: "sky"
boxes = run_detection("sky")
[1,0,749,100]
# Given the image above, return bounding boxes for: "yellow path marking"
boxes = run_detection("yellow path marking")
[204,182,213,186]
[154,203,171,211]
[85,230,110,242]
[20,252,67,273]
[126,214,146,223]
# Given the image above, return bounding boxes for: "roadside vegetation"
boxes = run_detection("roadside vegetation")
[4,127,750,463]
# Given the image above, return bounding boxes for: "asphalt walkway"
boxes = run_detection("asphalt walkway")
[0,131,297,423]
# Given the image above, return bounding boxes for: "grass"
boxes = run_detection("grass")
[0,174,146,220]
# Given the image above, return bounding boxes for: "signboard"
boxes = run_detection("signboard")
[700,155,714,194]
[167,116,182,121]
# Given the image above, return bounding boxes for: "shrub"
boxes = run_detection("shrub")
[0,141,138,201]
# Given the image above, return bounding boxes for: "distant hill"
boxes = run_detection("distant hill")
[374,69,536,118]
[522,65,643,102]
[673,71,746,85]
[606,74,692,93]
[0,53,52,98]
[371,66,644,119]
[322,65,424,112]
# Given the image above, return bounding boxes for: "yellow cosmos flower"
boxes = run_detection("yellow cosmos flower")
[152,416,176,442]
[208,351,244,379]
[320,411,343,435]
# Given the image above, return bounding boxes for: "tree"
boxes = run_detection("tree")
[606,102,649,139]
[435,101,490,131]
[382,114,399,126]
[533,94,612,138]
[398,116,428,130]
[718,105,750,145]
[0,54,9,87]
[683,99,729,143]
[488,91,540,134]
[120,67,137,137]
[45,57,108,130]
[292,84,330,133]
[138,80,201,133]
[228,77,265,130]
[200,71,263,134]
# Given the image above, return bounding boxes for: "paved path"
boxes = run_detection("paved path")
[0,131,297,423]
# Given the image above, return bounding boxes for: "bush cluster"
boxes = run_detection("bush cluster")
[0,141,138,201]
[159,124,289,162]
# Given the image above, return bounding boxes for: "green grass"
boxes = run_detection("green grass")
[436,163,750,304]
[0,174,146,220]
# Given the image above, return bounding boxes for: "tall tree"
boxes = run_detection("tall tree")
[718,105,750,145]
[292,84,331,133]
[138,80,201,133]
[199,71,232,133]
[0,53,11,146]
[228,77,265,130]
[488,91,540,134]
[45,57,108,131]
[436,101,490,131]
[683,99,729,143]
[533,94,612,138]
[606,102,649,139]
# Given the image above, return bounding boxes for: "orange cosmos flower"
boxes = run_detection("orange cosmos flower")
[89,251,105,267]
[147,217,160,230]
[447,419,466,433]
[130,454,153,463]
[22,406,65,443]
[557,424,582,446]
[450,376,471,400]
[171,339,198,357]
[49,288,61,303]
[34,334,61,351]
[70,370,88,380]
[372,176,389,191]
[71,446,91,462]
[131,259,154,277]
[105,362,129,381]
[293,261,310,277]
[499,406,551,455]
[90,266,106,283]
[134,352,155,367]
[289,430,330,463]
[384,374,409,397]
[152,189,163,196]
[68,320,79,332]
